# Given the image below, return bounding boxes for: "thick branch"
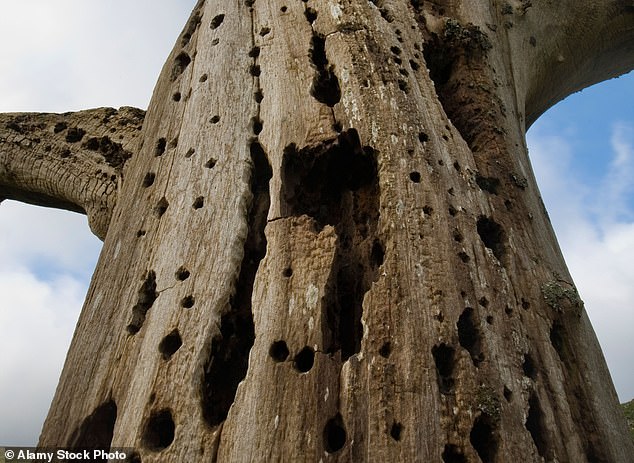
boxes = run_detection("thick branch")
[0,107,144,239]
[508,0,634,127]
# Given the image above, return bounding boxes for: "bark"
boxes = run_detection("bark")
[0,107,144,238]
[3,0,633,461]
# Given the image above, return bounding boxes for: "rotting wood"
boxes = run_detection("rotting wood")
[1,0,633,461]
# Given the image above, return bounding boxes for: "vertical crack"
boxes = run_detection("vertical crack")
[200,146,272,428]
[302,3,341,131]
[201,1,272,428]
[309,34,341,107]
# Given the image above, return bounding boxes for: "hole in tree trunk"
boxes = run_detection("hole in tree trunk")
[281,130,381,361]
[453,228,464,243]
[155,197,169,218]
[476,216,506,262]
[68,400,117,455]
[457,307,484,366]
[305,7,317,23]
[390,422,403,441]
[422,20,496,154]
[155,138,166,156]
[142,409,175,451]
[175,266,190,281]
[470,413,498,463]
[127,271,158,334]
[309,34,341,107]
[248,46,260,58]
[442,444,467,463]
[159,330,183,360]
[281,130,377,227]
[180,9,201,47]
[550,321,564,358]
[522,353,537,379]
[379,341,391,358]
[251,116,263,135]
[201,309,254,427]
[142,172,156,188]
[180,295,195,308]
[171,52,191,81]
[293,346,315,372]
[324,414,347,453]
[65,127,86,143]
[371,239,385,268]
[269,340,289,362]
[192,196,205,209]
[525,392,549,459]
[547,318,606,460]
[210,14,225,30]
[432,343,456,394]
[475,174,500,195]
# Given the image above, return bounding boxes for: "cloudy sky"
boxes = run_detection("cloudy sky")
[0,1,632,446]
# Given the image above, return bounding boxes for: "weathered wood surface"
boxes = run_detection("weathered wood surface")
[0,107,144,238]
[2,0,633,461]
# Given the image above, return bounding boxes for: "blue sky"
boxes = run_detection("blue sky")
[0,1,632,446]
[530,76,634,218]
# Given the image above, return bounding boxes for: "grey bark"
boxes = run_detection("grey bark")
[0,107,144,238]
[1,0,633,461]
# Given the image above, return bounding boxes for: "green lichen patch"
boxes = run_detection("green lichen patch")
[510,173,528,190]
[541,280,583,315]
[476,385,501,422]
[443,19,492,53]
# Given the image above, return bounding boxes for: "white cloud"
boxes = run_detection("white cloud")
[528,123,634,402]
[597,124,634,223]
[0,0,191,112]
[0,202,101,278]
[0,202,100,445]
[0,267,87,446]
[0,1,195,445]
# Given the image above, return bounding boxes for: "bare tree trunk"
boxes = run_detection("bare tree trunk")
[2,0,633,461]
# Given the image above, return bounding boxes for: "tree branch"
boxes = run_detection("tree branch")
[508,0,634,127]
[0,107,144,239]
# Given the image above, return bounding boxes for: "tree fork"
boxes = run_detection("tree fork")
[1,0,631,461]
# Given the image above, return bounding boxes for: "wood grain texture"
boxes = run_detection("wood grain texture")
[2,0,632,461]
[0,107,144,238]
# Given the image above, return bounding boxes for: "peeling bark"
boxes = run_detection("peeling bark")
[2,0,632,461]
[0,106,144,238]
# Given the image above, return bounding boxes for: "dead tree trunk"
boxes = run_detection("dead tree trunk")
[2,0,633,461]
